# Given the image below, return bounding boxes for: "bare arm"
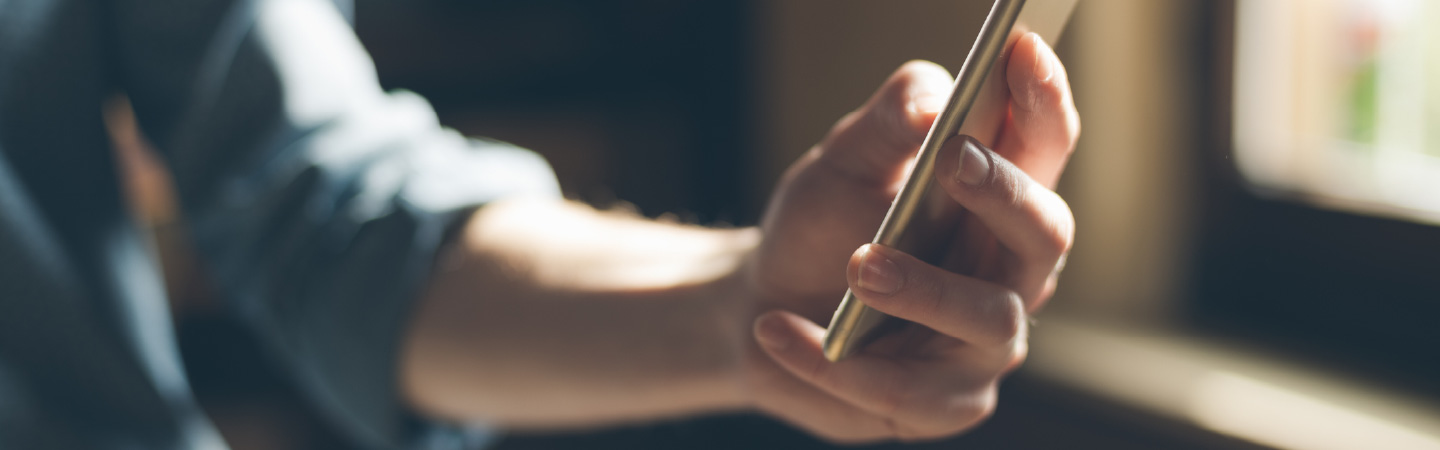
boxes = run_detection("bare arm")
[402,199,760,429]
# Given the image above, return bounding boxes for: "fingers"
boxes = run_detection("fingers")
[936,136,1073,308]
[848,244,1028,357]
[748,364,898,444]
[816,60,954,187]
[998,33,1080,188]
[753,311,1001,440]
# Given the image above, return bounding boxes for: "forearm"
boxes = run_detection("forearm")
[401,198,760,429]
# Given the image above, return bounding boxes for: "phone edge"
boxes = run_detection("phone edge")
[822,0,1029,362]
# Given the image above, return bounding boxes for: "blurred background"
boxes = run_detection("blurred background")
[107,0,1440,448]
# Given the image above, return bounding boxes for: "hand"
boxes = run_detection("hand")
[742,33,1080,442]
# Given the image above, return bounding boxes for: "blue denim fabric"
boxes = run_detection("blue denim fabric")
[0,0,559,448]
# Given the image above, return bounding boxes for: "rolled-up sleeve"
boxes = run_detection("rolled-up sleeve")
[111,0,559,446]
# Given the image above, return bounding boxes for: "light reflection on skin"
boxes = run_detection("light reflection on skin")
[467,199,760,293]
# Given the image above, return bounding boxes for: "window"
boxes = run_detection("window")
[1233,0,1440,224]
[1192,0,1440,397]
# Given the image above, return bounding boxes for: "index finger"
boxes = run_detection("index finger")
[848,244,1028,352]
[753,310,1001,440]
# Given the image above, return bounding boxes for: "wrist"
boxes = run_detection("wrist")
[406,199,771,426]
[723,233,806,414]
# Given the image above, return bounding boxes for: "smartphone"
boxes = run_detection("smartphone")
[821,0,1080,362]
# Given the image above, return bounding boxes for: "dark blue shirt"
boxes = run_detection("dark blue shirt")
[0,0,559,448]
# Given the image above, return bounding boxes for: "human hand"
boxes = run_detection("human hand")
[742,33,1080,442]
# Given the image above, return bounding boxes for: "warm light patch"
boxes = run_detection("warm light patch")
[1234,0,1440,224]
[1188,372,1440,450]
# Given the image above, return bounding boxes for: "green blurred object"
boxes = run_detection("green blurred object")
[1347,58,1378,147]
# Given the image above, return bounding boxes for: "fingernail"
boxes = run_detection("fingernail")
[755,314,791,351]
[912,94,946,116]
[858,245,904,295]
[1032,34,1055,83]
[956,139,990,186]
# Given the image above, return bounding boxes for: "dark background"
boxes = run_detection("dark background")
[166,1,1440,449]
[357,0,757,224]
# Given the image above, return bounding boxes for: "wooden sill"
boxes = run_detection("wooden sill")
[1023,315,1440,450]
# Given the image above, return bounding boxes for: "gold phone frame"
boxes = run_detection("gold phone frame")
[821,0,1079,362]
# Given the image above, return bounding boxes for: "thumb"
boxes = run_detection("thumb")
[816,60,955,187]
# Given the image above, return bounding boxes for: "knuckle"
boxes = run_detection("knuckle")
[933,391,997,436]
[959,387,1000,429]
[845,93,922,164]
[1054,197,1077,252]
[969,392,999,427]
[819,110,864,147]
[890,62,950,130]
[893,60,950,92]
[988,165,1028,209]
[1067,109,1083,151]
[1004,339,1030,374]
[918,276,950,319]
[1041,217,1073,263]
[985,290,1026,347]
[897,383,1004,442]
[1033,191,1075,263]
[1040,80,1070,110]
[879,99,921,149]
[894,394,965,442]
[1020,82,1060,114]
[834,109,864,135]
[903,263,947,317]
